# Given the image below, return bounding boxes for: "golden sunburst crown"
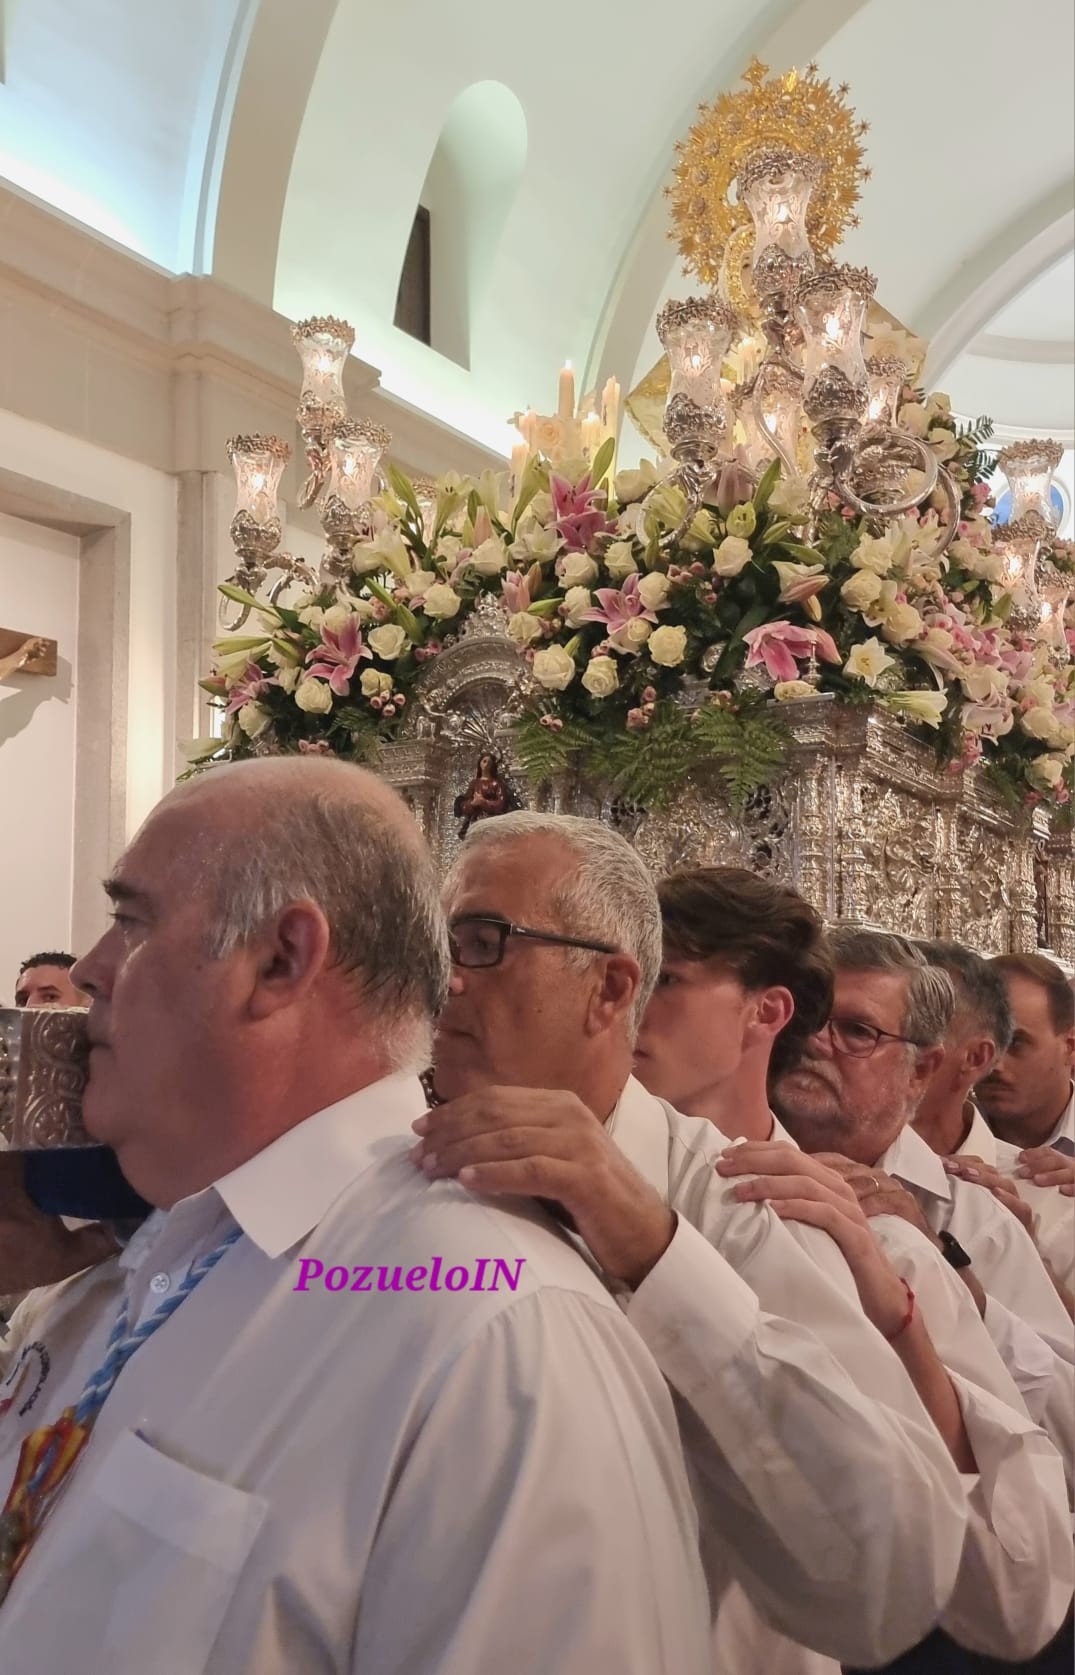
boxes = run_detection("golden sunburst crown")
[667,58,870,289]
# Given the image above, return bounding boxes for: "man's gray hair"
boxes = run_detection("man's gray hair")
[206,779,450,1071]
[828,926,955,1048]
[447,812,662,1037]
[917,939,1014,1055]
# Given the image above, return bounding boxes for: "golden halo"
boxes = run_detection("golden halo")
[667,58,870,289]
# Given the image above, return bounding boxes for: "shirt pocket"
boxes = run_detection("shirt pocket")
[0,1426,268,1675]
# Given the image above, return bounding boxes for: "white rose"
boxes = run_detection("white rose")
[436,535,464,566]
[1022,677,1056,710]
[422,582,462,619]
[532,644,577,690]
[610,618,652,653]
[275,666,301,693]
[298,606,325,630]
[604,541,638,581]
[360,668,394,698]
[929,428,959,462]
[773,680,818,701]
[768,477,812,523]
[237,701,272,738]
[321,604,355,635]
[1022,706,1064,745]
[959,663,1007,703]
[529,491,553,523]
[882,602,924,645]
[469,537,508,576]
[562,587,592,630]
[616,503,647,539]
[581,657,620,698]
[557,552,599,588]
[898,401,929,437]
[294,679,333,714]
[648,624,688,667]
[712,536,752,578]
[368,624,408,660]
[1028,753,1065,791]
[851,531,901,575]
[507,611,544,645]
[402,570,437,598]
[637,572,671,611]
[841,570,884,612]
[614,464,656,504]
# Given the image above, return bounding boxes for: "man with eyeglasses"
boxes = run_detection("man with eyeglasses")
[416,813,973,1669]
[635,869,1072,1671]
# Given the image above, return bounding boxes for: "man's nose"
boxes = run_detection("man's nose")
[805,1023,836,1060]
[71,939,110,1002]
[446,968,466,997]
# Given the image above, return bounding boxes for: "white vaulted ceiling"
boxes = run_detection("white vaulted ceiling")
[0,0,1071,453]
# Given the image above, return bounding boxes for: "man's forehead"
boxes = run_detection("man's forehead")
[833,966,906,1013]
[1006,974,1056,1028]
[447,837,568,905]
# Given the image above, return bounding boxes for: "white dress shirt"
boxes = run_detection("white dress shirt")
[603,1080,968,1667]
[0,1075,713,1675]
[707,1113,1072,1672]
[977,1096,1075,1293]
[883,1121,1075,1492]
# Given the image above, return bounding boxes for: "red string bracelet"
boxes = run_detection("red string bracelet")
[884,1279,916,1342]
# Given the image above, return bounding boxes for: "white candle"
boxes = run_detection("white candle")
[511,441,528,489]
[558,362,575,423]
[602,376,620,440]
[581,413,601,461]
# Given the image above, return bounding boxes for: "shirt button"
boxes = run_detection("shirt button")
[149,1273,171,1295]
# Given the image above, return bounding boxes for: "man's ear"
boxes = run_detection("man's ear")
[585,953,641,1037]
[748,986,795,1046]
[910,1042,946,1100]
[247,900,333,1021]
[962,1035,997,1083]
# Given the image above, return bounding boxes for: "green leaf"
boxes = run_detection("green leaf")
[588,436,616,491]
[712,602,769,680]
[388,466,424,528]
[511,456,548,533]
[218,582,277,616]
[752,459,781,514]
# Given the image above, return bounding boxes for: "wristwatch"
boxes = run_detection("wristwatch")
[938,1229,972,1270]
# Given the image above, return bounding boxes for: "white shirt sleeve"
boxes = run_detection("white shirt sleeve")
[983,1294,1075,1499]
[623,1206,967,1667]
[871,1216,1074,1658]
[351,1288,713,1675]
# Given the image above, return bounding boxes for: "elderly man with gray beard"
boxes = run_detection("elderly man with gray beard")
[415,811,972,1668]
[0,760,714,1675]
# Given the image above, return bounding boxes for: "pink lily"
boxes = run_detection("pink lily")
[305,616,372,696]
[501,572,532,615]
[581,573,657,635]
[743,622,838,683]
[551,472,615,552]
[224,662,271,716]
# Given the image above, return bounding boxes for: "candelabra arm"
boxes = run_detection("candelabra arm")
[832,431,940,519]
[752,359,803,481]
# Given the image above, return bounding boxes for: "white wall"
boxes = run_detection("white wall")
[0,408,177,836]
[0,510,80,993]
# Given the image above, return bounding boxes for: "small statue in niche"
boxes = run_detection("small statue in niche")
[454,752,509,839]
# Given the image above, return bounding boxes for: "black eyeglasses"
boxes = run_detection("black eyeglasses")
[449,915,618,970]
[823,1016,926,1059]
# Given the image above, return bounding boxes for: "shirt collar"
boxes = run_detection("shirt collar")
[209,1072,428,1259]
[956,1101,997,1164]
[604,1076,673,1200]
[879,1122,952,1204]
[1047,1084,1075,1154]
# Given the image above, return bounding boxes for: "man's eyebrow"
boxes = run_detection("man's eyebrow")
[102,878,153,910]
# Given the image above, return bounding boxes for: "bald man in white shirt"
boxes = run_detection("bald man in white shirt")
[416,813,970,1669]
[0,761,712,1675]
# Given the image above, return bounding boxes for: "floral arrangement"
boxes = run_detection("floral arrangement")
[193,395,1075,813]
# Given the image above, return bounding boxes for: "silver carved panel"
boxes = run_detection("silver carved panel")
[375,614,1075,960]
[0,1007,93,1148]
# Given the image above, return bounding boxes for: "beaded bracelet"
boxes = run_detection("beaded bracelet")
[884,1279,916,1342]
